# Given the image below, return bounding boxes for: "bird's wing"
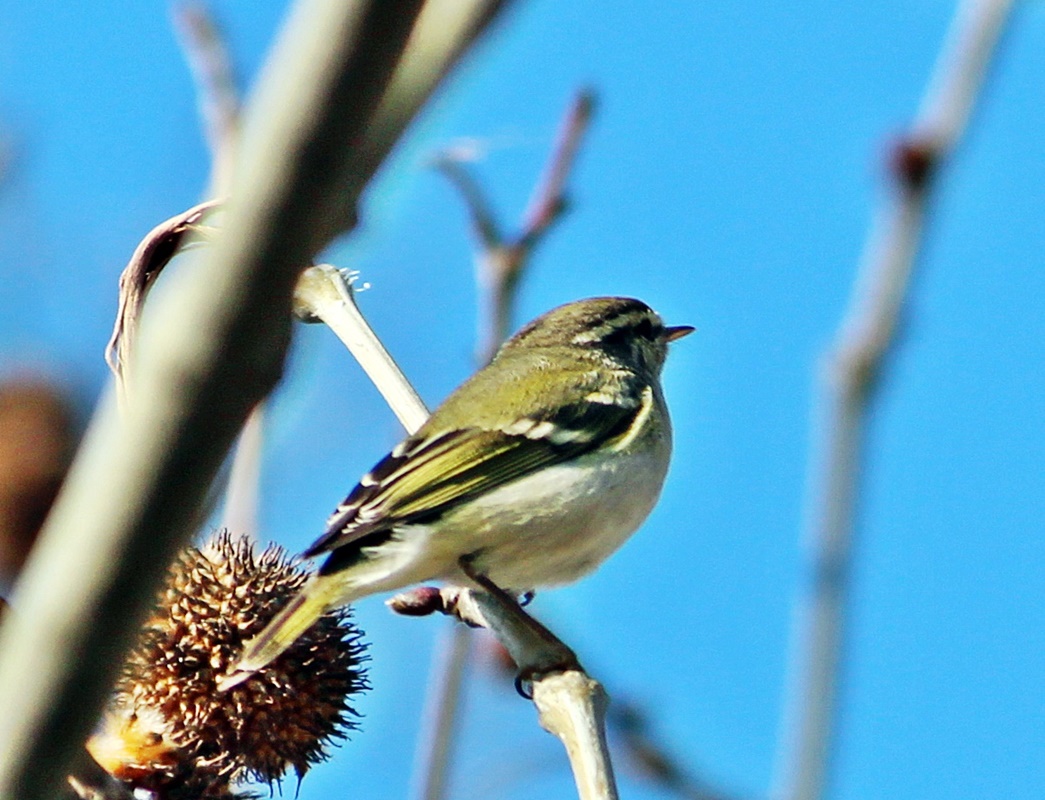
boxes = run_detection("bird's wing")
[302,397,641,558]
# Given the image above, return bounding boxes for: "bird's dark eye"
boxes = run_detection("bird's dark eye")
[634,317,656,339]
[601,326,630,348]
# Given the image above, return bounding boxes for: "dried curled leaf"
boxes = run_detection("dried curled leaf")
[105,200,223,399]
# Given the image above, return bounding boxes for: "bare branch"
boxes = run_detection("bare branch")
[395,566,619,799]
[608,701,737,800]
[437,88,597,364]
[774,3,1015,799]
[433,157,503,250]
[392,562,623,799]
[533,673,616,800]
[410,626,473,800]
[0,2,510,797]
[293,264,430,433]
[518,87,595,247]
[173,2,241,197]
[459,561,618,800]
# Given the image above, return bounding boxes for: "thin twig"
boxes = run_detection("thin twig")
[293,265,430,432]
[773,3,1014,800]
[532,673,616,800]
[472,632,741,800]
[436,88,596,364]
[607,701,736,800]
[410,625,472,800]
[460,562,618,800]
[173,2,241,198]
[435,159,503,250]
[0,3,509,797]
[519,89,595,245]
[393,573,621,800]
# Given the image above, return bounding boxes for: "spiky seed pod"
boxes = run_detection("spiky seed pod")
[100,530,368,793]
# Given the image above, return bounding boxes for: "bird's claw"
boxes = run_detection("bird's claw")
[514,672,534,699]
[512,650,584,699]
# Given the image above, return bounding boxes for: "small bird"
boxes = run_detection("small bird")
[222,297,692,688]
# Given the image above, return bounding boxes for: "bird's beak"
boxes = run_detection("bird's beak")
[662,325,695,342]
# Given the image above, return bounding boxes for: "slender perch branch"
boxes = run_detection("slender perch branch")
[412,90,597,800]
[393,567,620,800]
[459,560,618,800]
[293,265,430,433]
[774,3,1014,799]
[0,3,509,797]
[533,673,617,800]
[295,263,621,797]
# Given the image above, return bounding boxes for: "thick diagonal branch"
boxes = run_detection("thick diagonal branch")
[0,3,509,798]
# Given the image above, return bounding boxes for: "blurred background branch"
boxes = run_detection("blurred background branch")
[173,2,241,199]
[774,2,1015,799]
[436,88,595,365]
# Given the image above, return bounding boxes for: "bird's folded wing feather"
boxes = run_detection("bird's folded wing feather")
[302,396,640,558]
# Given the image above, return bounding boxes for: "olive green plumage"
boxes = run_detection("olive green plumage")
[222,297,692,688]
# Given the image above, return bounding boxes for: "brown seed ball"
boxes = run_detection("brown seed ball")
[111,531,368,790]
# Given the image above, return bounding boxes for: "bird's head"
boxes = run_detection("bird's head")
[502,296,694,376]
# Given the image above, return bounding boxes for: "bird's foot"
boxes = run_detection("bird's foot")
[457,555,582,697]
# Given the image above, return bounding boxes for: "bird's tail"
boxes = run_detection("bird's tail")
[217,578,338,691]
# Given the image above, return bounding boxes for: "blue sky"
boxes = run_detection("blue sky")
[2,2,1044,799]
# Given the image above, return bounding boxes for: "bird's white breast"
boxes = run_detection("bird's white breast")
[423,419,671,591]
